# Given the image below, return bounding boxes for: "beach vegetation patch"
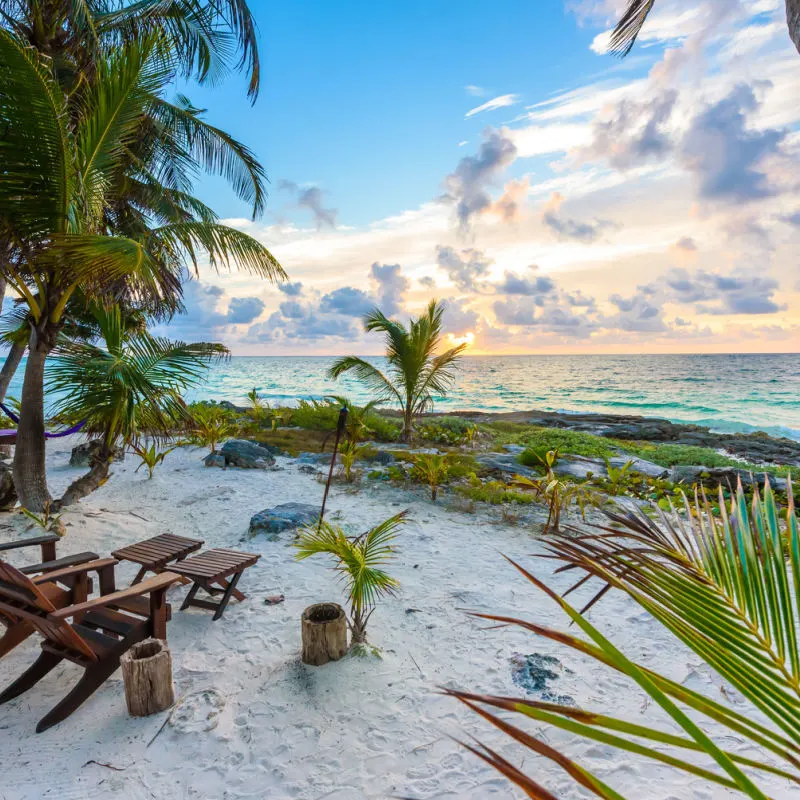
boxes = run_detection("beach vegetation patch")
[411,453,450,501]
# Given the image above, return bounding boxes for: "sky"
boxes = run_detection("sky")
[160,0,800,356]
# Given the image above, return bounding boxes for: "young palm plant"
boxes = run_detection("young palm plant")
[47,304,227,507]
[447,478,800,798]
[132,442,177,479]
[411,453,450,502]
[191,406,237,452]
[294,512,407,644]
[328,300,466,443]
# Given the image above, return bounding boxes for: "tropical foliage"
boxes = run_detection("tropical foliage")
[294,512,407,643]
[411,453,450,502]
[449,478,800,798]
[132,442,177,479]
[0,4,285,508]
[328,300,466,443]
[47,304,225,505]
[190,405,237,452]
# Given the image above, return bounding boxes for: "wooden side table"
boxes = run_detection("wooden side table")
[112,533,204,585]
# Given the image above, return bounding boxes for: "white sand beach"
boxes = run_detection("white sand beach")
[0,437,793,800]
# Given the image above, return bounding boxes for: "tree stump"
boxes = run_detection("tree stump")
[301,603,348,666]
[120,638,175,716]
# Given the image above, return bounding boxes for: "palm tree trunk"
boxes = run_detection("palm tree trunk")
[789,0,800,53]
[12,342,52,511]
[55,452,111,509]
[0,341,25,403]
[400,406,414,443]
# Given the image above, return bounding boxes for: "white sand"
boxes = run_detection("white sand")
[0,437,792,799]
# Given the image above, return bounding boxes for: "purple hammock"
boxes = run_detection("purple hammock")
[0,401,86,443]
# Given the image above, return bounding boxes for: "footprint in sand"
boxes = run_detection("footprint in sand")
[169,688,226,733]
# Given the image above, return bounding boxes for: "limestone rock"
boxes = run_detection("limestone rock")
[249,502,319,539]
[70,440,124,468]
[204,452,226,468]
[670,466,781,490]
[219,439,276,469]
[0,462,16,510]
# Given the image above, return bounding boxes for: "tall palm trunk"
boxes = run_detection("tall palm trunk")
[12,341,52,511]
[0,341,25,403]
[55,448,111,509]
[789,0,800,53]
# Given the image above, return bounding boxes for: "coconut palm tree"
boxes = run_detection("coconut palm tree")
[0,33,284,509]
[47,303,227,507]
[611,1,800,56]
[328,300,467,443]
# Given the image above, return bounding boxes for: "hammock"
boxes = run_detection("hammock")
[0,401,86,441]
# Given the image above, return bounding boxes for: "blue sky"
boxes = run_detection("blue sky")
[165,1,800,356]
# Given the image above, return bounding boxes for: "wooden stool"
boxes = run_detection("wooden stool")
[170,549,260,620]
[112,533,204,585]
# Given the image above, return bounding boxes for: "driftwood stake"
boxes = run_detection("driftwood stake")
[301,603,348,666]
[120,638,174,717]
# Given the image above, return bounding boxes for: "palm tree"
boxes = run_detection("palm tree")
[449,480,800,798]
[47,303,227,507]
[0,33,285,509]
[610,1,800,56]
[294,512,407,644]
[328,300,467,443]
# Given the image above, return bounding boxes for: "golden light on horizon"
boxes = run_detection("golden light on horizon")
[447,331,476,348]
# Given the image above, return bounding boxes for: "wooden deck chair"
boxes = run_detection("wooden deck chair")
[0,537,102,659]
[0,559,179,732]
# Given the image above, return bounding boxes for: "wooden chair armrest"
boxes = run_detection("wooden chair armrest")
[32,558,117,585]
[22,551,100,575]
[0,534,59,552]
[50,571,181,619]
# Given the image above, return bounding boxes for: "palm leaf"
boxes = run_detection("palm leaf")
[608,0,656,56]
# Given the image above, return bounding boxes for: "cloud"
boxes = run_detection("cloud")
[607,292,668,332]
[248,311,359,343]
[279,180,338,228]
[580,90,678,170]
[278,281,304,296]
[435,245,494,292]
[465,85,487,96]
[441,297,480,335]
[418,275,436,289]
[465,94,520,119]
[674,236,697,251]
[225,296,265,324]
[488,177,530,223]
[319,287,375,316]
[680,83,786,202]
[493,295,598,336]
[666,268,785,315]
[442,130,517,231]
[779,211,800,227]
[499,269,556,296]
[370,262,410,315]
[541,192,617,243]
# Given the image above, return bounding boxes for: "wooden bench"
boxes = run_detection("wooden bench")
[112,533,203,584]
[170,549,260,620]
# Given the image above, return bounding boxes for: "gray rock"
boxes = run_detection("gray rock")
[670,466,781,490]
[502,444,527,455]
[204,452,226,468]
[0,462,16,510]
[552,457,603,480]
[249,502,319,539]
[220,439,276,469]
[365,450,395,466]
[70,440,124,468]
[297,464,319,474]
[298,451,337,466]
[475,454,537,479]
[607,456,669,479]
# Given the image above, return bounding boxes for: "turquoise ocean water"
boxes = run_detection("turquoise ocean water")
[169,353,800,442]
[19,353,798,442]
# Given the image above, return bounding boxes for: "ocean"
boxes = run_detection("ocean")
[169,353,800,442]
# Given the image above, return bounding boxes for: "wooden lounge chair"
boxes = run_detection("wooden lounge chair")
[0,536,101,659]
[0,559,180,732]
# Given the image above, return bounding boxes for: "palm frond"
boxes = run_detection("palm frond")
[608,0,656,56]
[327,357,401,405]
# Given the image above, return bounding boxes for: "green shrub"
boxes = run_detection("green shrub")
[491,424,618,460]
[454,481,535,506]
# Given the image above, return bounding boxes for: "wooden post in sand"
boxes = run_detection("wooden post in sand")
[120,638,175,716]
[301,603,348,666]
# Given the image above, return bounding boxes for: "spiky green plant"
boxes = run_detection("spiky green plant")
[513,472,600,532]
[132,442,177,479]
[246,388,268,422]
[338,439,364,483]
[328,300,466,442]
[325,396,380,443]
[448,478,800,798]
[411,453,450,502]
[191,406,237,453]
[294,512,406,643]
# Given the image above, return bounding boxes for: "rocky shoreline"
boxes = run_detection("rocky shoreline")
[438,408,800,467]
